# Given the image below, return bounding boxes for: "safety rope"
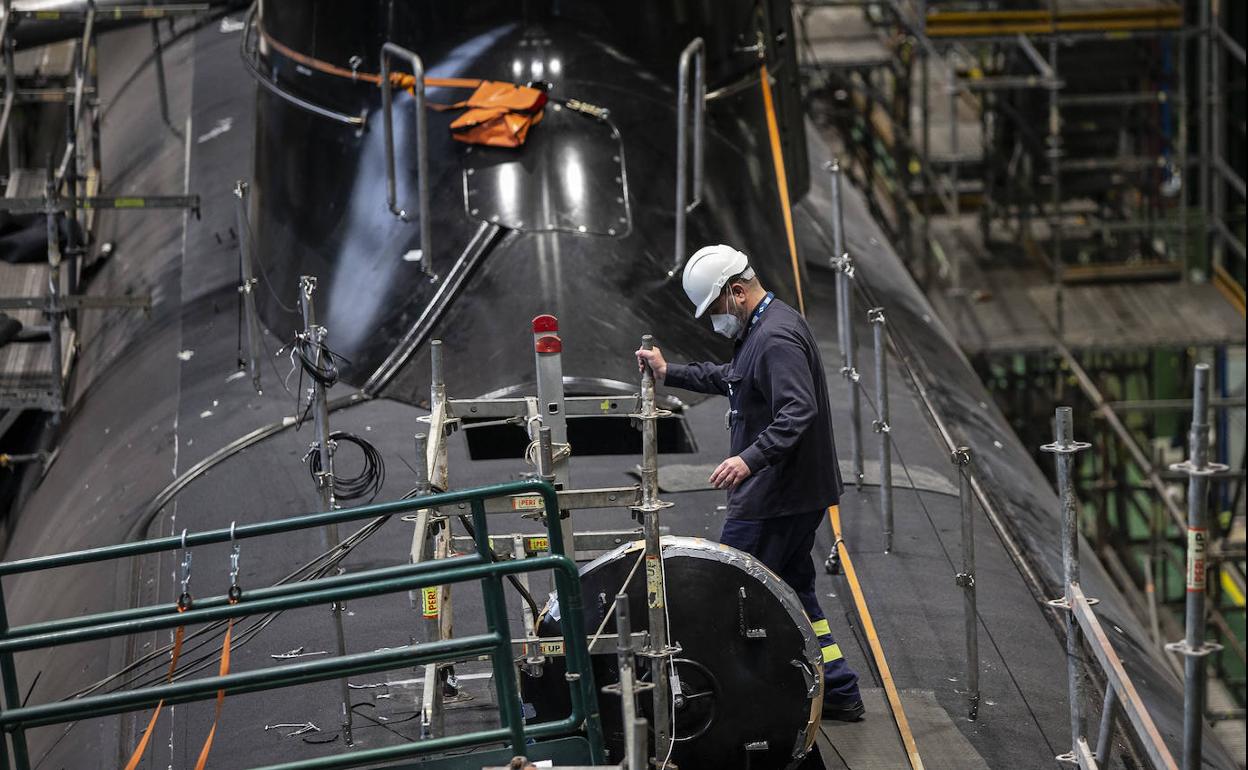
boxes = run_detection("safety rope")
[123,624,186,770]
[828,504,925,770]
[192,620,234,770]
[759,63,807,318]
[258,23,481,92]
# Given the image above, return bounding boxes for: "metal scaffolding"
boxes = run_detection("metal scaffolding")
[0,3,205,430]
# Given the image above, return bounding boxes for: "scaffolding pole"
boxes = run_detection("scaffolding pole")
[1164,363,1227,770]
[297,276,354,746]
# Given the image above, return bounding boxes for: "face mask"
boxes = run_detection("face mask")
[710,289,743,338]
[711,313,742,338]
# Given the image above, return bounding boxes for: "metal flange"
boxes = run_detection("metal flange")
[1047,596,1100,610]
[1164,639,1225,658]
[1040,439,1092,455]
[1168,460,1230,476]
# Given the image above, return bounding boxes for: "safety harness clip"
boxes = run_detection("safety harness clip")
[177,528,193,612]
[228,521,243,604]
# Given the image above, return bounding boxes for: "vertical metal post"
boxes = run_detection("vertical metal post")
[149,19,176,136]
[1198,0,1211,278]
[828,161,861,486]
[1047,39,1063,338]
[1043,406,1092,762]
[1209,2,1224,277]
[469,499,525,755]
[843,256,863,488]
[1094,685,1118,764]
[869,308,892,553]
[379,43,434,279]
[951,447,978,719]
[1165,364,1225,770]
[1177,26,1188,275]
[948,73,960,223]
[62,44,81,332]
[672,37,705,276]
[410,432,445,738]
[532,315,574,554]
[920,20,932,287]
[0,581,31,770]
[636,334,674,764]
[233,181,262,393]
[3,1,18,175]
[827,159,847,363]
[298,276,354,746]
[43,172,64,420]
[614,597,644,770]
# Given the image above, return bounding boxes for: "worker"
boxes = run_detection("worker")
[635,244,864,721]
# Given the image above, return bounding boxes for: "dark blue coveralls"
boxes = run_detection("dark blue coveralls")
[664,293,861,707]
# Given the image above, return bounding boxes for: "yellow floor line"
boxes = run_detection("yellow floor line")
[829,504,926,770]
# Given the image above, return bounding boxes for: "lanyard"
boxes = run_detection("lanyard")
[748,292,774,330]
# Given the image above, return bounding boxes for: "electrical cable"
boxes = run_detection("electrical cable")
[305,431,386,504]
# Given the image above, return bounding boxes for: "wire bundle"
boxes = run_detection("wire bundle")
[305,431,386,504]
[294,331,345,388]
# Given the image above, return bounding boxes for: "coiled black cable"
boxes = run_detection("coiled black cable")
[294,331,346,388]
[305,431,386,504]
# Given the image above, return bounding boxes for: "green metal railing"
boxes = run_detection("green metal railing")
[0,479,605,770]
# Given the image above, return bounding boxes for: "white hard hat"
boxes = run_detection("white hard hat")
[682,244,751,318]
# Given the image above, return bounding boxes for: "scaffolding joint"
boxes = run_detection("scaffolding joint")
[1163,639,1224,658]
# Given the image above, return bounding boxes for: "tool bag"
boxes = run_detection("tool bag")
[443,81,548,148]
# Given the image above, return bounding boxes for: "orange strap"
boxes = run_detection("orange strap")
[193,619,234,770]
[259,24,481,92]
[124,625,187,770]
[759,63,806,317]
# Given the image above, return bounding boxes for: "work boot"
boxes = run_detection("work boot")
[822,697,865,722]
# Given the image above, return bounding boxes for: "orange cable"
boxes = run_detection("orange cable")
[760,64,806,317]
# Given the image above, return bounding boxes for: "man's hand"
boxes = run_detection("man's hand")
[708,456,752,489]
[635,346,667,382]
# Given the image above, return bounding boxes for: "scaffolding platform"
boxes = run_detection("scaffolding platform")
[796,4,894,70]
[0,168,74,412]
[929,268,1246,355]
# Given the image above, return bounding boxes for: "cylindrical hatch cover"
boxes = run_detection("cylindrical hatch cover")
[522,536,822,769]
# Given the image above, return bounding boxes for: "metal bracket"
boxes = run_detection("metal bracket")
[737,587,767,639]
[1048,596,1100,610]
[867,307,885,324]
[638,642,682,660]
[950,447,971,466]
[840,366,860,383]
[1164,639,1225,658]
[1168,460,1230,476]
[955,572,975,588]
[833,253,856,278]
[1041,439,1092,455]
[872,419,890,434]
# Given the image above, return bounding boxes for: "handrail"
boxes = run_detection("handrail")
[238,3,365,127]
[379,41,435,280]
[670,37,705,277]
[0,480,605,769]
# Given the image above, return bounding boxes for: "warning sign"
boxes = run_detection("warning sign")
[526,536,550,553]
[511,495,544,511]
[1186,528,1207,592]
[421,586,440,618]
